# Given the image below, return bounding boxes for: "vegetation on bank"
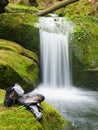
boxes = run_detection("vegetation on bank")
[69,15,98,90]
[71,15,98,68]
[0,89,66,130]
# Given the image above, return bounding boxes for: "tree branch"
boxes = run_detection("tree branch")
[35,0,79,16]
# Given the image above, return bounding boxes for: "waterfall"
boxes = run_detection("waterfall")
[37,17,74,88]
[40,31,71,87]
[32,17,76,99]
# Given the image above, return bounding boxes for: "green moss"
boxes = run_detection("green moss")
[0,39,39,91]
[0,13,40,54]
[0,89,66,130]
[0,50,38,87]
[0,89,5,99]
[56,0,96,16]
[69,15,98,90]
[71,15,98,68]
[0,108,42,130]
[0,39,38,62]
[6,3,39,13]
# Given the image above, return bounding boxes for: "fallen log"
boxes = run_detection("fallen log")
[35,0,79,16]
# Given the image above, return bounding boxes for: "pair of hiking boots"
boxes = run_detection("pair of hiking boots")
[4,83,45,120]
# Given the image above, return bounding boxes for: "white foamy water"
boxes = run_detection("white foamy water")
[36,17,74,35]
[32,85,96,103]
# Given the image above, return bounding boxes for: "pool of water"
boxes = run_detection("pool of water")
[32,86,98,130]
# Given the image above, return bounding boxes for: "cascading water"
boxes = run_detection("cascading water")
[38,17,73,88]
[31,17,98,130]
[40,31,71,87]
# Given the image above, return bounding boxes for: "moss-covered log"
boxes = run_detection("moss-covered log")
[35,0,79,16]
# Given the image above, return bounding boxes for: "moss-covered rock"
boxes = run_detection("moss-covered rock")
[56,0,98,17]
[0,89,66,130]
[6,3,39,13]
[0,39,39,91]
[69,15,98,90]
[0,13,40,54]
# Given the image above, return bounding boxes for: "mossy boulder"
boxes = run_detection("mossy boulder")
[56,0,98,17]
[0,89,66,130]
[0,13,40,54]
[69,15,98,90]
[6,3,39,13]
[0,39,39,91]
